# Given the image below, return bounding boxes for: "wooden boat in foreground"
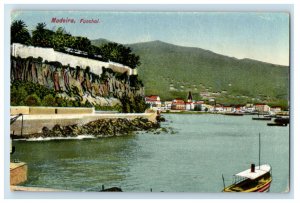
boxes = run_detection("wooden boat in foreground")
[222,164,272,192]
[222,133,272,192]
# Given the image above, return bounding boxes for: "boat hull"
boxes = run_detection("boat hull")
[223,172,272,192]
[256,181,271,192]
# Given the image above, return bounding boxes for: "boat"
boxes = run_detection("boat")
[274,117,289,125]
[263,115,278,118]
[222,133,272,192]
[100,185,122,192]
[267,117,289,126]
[252,117,271,121]
[267,123,287,126]
[222,164,272,192]
[252,112,272,120]
[224,112,244,116]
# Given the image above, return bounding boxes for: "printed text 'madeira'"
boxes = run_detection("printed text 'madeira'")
[51,17,76,23]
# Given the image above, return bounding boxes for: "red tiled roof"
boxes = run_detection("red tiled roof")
[145,95,160,101]
[255,103,266,106]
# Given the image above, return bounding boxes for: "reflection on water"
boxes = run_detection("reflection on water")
[12,114,289,192]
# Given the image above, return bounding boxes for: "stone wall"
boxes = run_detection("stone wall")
[11,43,134,75]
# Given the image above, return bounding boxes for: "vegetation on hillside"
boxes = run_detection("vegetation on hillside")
[11,80,148,112]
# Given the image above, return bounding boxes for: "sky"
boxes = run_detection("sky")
[11,11,290,66]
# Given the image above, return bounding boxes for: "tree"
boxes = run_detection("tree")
[51,27,72,50]
[134,95,147,113]
[72,37,91,52]
[100,42,140,68]
[11,20,31,45]
[32,23,54,47]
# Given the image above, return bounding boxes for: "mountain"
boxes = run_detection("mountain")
[91,38,112,47]
[92,39,289,105]
[129,40,289,104]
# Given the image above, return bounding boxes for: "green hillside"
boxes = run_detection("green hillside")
[92,39,289,105]
[128,40,289,104]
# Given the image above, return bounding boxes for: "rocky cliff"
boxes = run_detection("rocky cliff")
[11,56,145,108]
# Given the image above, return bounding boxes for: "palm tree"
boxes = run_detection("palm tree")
[11,20,31,44]
[32,22,53,47]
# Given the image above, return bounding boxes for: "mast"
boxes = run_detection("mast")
[259,132,261,169]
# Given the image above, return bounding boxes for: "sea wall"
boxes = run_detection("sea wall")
[10,111,158,136]
[11,43,134,75]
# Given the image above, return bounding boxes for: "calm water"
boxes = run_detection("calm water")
[12,114,289,192]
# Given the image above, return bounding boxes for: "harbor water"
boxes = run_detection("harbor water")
[11,114,289,192]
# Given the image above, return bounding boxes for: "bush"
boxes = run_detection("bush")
[55,97,68,107]
[42,94,57,106]
[24,94,41,106]
[11,86,28,106]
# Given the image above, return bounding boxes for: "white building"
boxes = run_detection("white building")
[185,102,195,111]
[145,95,161,109]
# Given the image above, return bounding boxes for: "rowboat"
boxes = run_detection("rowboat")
[222,164,272,192]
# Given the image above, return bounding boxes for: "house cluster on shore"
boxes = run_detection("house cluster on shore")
[145,94,284,114]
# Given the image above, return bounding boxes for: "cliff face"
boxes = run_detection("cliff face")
[11,56,144,106]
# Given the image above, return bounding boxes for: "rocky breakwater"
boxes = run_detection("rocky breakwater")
[11,117,169,139]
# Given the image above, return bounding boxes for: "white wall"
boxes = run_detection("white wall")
[11,43,134,75]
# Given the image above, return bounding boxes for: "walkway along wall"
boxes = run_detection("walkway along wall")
[10,108,157,136]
